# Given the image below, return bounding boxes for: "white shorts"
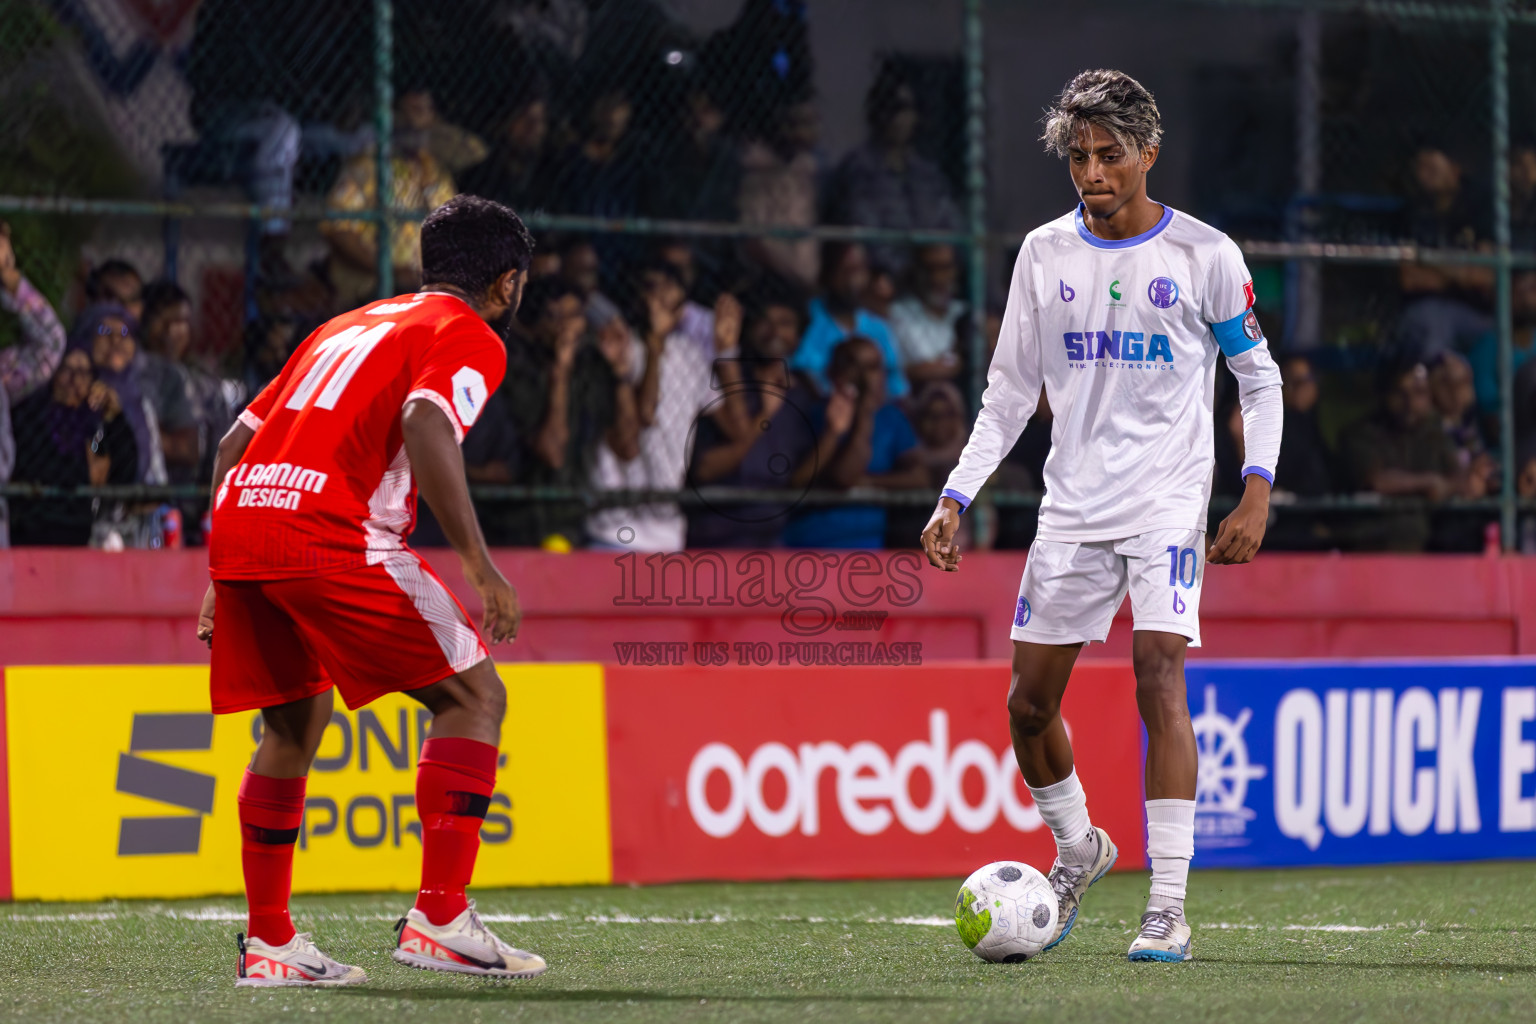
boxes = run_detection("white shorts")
[1010,529,1204,647]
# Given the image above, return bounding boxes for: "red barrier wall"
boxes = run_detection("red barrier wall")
[2,549,1534,666]
[604,661,1145,883]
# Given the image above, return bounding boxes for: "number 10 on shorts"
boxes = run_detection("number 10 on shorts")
[1166,545,1197,615]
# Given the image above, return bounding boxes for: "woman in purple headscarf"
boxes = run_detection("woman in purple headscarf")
[65,303,165,485]
[9,347,140,544]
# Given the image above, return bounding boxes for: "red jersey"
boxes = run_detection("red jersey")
[210,293,505,580]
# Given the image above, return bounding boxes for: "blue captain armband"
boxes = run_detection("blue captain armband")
[942,488,971,514]
[1211,308,1263,357]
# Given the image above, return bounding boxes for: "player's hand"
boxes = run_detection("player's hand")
[467,555,521,644]
[1207,480,1270,565]
[196,583,216,648]
[920,497,964,572]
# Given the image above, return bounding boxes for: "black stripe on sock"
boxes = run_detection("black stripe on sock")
[446,791,491,819]
[243,824,300,845]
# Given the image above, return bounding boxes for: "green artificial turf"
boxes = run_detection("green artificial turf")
[2,863,1533,1023]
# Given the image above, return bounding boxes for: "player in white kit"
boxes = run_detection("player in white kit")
[921,70,1282,962]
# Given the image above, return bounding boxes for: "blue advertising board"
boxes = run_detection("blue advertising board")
[1182,660,1536,866]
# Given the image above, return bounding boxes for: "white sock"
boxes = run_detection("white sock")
[1146,798,1195,914]
[1028,770,1098,866]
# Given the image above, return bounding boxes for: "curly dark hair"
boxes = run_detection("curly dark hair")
[420,194,534,297]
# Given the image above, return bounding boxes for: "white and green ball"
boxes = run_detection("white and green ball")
[954,861,1058,962]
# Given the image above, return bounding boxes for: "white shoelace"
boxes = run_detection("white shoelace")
[1139,909,1183,940]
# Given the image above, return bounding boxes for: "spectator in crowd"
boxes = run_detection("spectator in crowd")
[789,241,909,400]
[783,336,925,549]
[1342,359,1483,551]
[460,86,554,211]
[1467,270,1536,429]
[528,233,562,281]
[739,100,825,292]
[1274,354,1336,498]
[462,278,639,547]
[400,87,488,178]
[587,260,748,551]
[825,68,961,276]
[134,284,198,485]
[185,0,374,280]
[83,259,144,321]
[646,83,740,225]
[687,285,814,548]
[0,222,66,403]
[559,235,629,337]
[242,314,299,399]
[8,347,139,545]
[1428,351,1489,468]
[321,89,457,310]
[910,381,968,491]
[700,0,813,134]
[548,87,646,224]
[862,259,898,323]
[893,379,970,547]
[1395,146,1492,360]
[1510,144,1536,252]
[1265,354,1339,550]
[888,243,965,385]
[67,305,163,485]
[139,281,234,487]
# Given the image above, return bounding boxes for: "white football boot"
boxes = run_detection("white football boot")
[1127,907,1194,962]
[1042,826,1119,952]
[235,932,367,987]
[393,902,548,978]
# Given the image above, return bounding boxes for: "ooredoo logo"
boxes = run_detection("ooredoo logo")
[685,710,1045,839]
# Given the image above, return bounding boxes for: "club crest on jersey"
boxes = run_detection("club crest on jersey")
[1059,280,1075,302]
[1148,277,1179,308]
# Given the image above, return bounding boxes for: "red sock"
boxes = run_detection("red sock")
[414,737,497,926]
[238,771,306,946]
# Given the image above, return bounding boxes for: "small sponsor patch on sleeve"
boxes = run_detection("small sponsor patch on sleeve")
[451,366,488,428]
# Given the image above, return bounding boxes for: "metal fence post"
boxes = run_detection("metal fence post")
[374,0,395,299]
[963,0,992,546]
[1491,0,1515,551]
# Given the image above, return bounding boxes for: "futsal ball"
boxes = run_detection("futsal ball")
[954,861,1058,962]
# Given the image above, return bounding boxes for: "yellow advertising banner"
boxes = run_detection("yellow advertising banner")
[5,664,612,901]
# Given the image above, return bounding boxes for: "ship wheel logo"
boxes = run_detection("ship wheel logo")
[1192,685,1267,848]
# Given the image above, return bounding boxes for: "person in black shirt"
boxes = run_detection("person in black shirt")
[461,279,639,547]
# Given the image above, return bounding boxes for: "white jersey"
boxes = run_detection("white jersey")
[944,203,1282,541]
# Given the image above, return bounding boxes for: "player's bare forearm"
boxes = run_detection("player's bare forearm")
[1207,474,1271,565]
[401,398,519,643]
[209,420,255,500]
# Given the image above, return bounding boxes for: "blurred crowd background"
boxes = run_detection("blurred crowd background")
[2,0,1535,554]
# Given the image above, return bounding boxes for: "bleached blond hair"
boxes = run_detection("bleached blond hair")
[1041,69,1162,157]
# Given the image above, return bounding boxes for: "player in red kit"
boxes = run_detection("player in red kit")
[198,196,546,986]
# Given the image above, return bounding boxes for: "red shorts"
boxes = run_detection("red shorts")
[209,552,490,714]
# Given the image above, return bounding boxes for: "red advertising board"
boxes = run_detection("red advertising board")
[605,661,1145,883]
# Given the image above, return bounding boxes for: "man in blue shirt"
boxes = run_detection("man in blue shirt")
[789,241,910,399]
[784,336,924,548]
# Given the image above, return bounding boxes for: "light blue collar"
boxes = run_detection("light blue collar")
[1074,202,1173,249]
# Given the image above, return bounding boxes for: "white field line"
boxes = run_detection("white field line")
[0,908,1444,932]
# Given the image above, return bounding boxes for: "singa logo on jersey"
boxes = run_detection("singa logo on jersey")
[452,366,488,427]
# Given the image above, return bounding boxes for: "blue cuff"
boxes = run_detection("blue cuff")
[1212,309,1261,357]
[1241,465,1274,486]
[942,488,972,514]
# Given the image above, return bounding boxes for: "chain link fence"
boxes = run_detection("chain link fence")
[0,0,1532,552]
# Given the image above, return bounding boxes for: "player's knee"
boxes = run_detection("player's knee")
[1133,653,1186,716]
[1006,689,1060,737]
